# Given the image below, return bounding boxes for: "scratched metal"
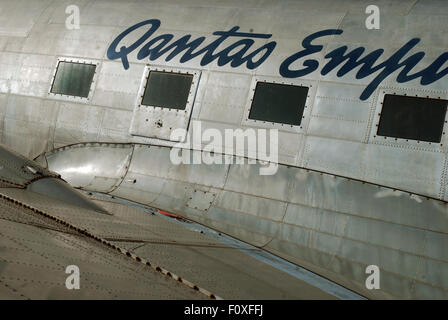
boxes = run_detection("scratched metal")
[0,143,56,186]
[0,0,447,200]
[0,144,107,213]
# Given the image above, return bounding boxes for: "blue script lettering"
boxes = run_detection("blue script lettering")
[107,19,276,70]
[108,20,448,101]
[280,29,448,100]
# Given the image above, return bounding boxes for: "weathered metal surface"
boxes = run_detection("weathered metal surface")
[40,143,448,299]
[0,184,349,299]
[1,0,448,300]
[42,143,133,192]
[0,191,207,299]
[0,143,107,213]
[0,143,56,186]
[27,177,109,214]
[130,66,201,141]
[0,0,446,201]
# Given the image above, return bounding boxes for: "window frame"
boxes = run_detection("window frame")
[242,76,315,134]
[48,57,99,102]
[370,89,448,149]
[140,70,193,110]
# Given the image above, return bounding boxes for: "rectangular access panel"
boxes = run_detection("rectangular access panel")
[130,66,200,142]
[142,72,193,110]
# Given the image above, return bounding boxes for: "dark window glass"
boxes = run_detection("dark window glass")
[142,71,193,110]
[377,94,448,143]
[50,61,96,98]
[249,82,308,126]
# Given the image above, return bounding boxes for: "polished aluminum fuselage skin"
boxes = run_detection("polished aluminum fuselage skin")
[1,0,447,299]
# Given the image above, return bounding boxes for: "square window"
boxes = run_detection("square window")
[50,61,96,98]
[141,71,193,110]
[377,94,448,143]
[130,66,200,141]
[248,82,308,126]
